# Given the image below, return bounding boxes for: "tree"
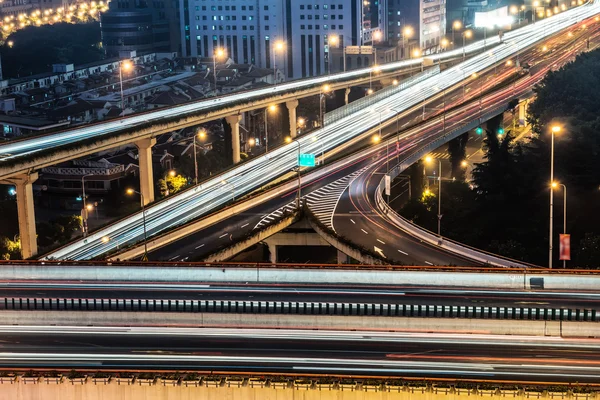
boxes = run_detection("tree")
[158,173,188,197]
[576,234,600,268]
[448,132,469,180]
[1,22,103,78]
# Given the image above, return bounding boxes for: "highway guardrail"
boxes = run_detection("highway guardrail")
[1,297,597,322]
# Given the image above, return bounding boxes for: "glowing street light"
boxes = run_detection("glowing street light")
[548,125,562,269]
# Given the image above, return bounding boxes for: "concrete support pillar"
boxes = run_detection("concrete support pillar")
[135,137,156,206]
[344,88,351,105]
[11,173,38,259]
[226,114,242,164]
[337,250,349,264]
[268,243,277,264]
[286,100,299,138]
[518,101,527,126]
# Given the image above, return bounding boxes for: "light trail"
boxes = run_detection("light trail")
[42,2,600,260]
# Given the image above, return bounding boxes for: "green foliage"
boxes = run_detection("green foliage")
[1,22,103,78]
[399,49,600,266]
[36,215,83,249]
[158,173,188,197]
[0,236,21,260]
[448,132,469,180]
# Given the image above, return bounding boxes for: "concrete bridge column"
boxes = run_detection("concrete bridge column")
[344,88,351,105]
[337,250,349,264]
[268,243,277,263]
[12,173,38,259]
[226,114,242,164]
[518,100,528,126]
[286,100,299,138]
[135,138,156,206]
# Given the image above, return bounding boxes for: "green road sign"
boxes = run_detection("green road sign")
[298,153,316,167]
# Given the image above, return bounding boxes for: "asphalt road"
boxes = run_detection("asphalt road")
[332,21,600,265]
[1,283,600,308]
[0,327,599,383]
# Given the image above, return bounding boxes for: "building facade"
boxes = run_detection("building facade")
[101,0,180,57]
[386,0,446,54]
[180,0,370,79]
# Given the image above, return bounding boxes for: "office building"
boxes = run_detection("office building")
[101,0,179,57]
[387,0,446,54]
[180,0,386,79]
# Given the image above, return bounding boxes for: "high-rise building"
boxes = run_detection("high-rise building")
[101,0,179,57]
[180,0,377,79]
[386,0,446,54]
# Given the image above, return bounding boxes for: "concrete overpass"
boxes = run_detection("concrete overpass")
[8,3,599,260]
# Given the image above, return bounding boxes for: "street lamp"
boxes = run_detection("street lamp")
[548,125,561,269]
[101,235,120,249]
[452,20,462,49]
[412,49,423,72]
[119,60,132,116]
[462,30,472,60]
[297,117,306,135]
[369,64,380,92]
[533,0,540,23]
[126,188,148,260]
[552,181,568,268]
[425,155,443,240]
[273,40,285,83]
[213,47,225,95]
[319,84,331,127]
[264,104,277,153]
[193,128,207,185]
[81,173,95,236]
[220,179,235,202]
[311,135,324,165]
[286,136,302,209]
[402,26,413,59]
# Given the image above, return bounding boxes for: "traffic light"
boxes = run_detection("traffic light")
[497,127,505,135]
[475,127,483,135]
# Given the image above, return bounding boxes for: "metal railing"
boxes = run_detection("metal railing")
[1,297,596,322]
[323,66,441,126]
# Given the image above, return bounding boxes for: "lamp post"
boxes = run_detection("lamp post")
[213,47,225,95]
[413,48,423,72]
[391,107,402,164]
[552,181,567,268]
[221,180,235,202]
[319,84,330,127]
[81,173,95,236]
[533,1,540,23]
[101,235,120,250]
[462,30,472,60]
[118,60,132,117]
[273,40,285,83]
[425,156,443,239]
[193,128,206,185]
[403,26,413,59]
[286,137,302,209]
[452,20,462,49]
[548,125,561,269]
[126,188,148,260]
[311,135,324,165]
[369,64,380,92]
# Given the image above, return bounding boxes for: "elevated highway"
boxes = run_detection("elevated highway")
[0,328,598,383]
[41,4,600,262]
[120,18,592,266]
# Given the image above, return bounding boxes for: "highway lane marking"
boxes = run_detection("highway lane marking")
[424,261,434,266]
[350,219,356,224]
[241,223,249,228]
[398,250,408,255]
[195,244,205,249]
[377,239,386,245]
[361,229,369,234]
[169,255,180,261]
[219,234,228,239]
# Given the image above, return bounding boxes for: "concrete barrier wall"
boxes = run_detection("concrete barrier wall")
[1,380,596,400]
[4,310,600,337]
[4,265,600,290]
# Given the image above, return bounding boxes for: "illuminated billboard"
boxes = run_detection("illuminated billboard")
[474,6,514,28]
